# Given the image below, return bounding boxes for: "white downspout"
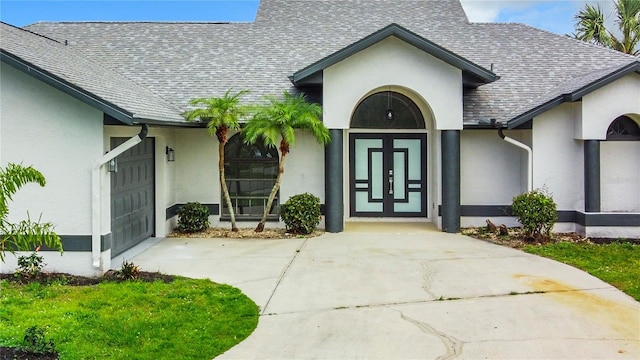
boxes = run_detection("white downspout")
[499,128,533,192]
[92,124,148,268]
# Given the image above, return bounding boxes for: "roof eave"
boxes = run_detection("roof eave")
[291,23,498,87]
[1,50,134,125]
[507,61,640,129]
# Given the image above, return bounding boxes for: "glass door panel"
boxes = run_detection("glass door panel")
[350,134,426,217]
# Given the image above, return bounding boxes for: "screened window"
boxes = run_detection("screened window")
[606,116,640,141]
[351,91,425,129]
[223,133,279,219]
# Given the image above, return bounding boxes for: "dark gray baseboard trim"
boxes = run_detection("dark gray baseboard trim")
[166,203,220,219]
[39,234,112,252]
[438,205,640,227]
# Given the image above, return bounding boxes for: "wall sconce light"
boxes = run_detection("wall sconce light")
[166,146,175,162]
[108,158,117,172]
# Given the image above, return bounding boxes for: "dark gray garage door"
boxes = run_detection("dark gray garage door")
[110,137,155,256]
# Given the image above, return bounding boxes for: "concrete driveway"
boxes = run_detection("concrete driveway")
[130,224,639,359]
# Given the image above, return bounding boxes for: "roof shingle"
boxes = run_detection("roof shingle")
[17,0,640,125]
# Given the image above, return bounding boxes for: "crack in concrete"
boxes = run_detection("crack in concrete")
[260,238,308,315]
[260,286,614,316]
[394,309,463,360]
[421,261,437,299]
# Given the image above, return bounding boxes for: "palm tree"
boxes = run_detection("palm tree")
[184,89,250,232]
[572,0,640,56]
[0,163,62,262]
[243,92,330,232]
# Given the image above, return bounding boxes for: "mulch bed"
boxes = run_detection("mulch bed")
[0,347,58,360]
[168,227,324,239]
[461,226,640,248]
[0,271,174,286]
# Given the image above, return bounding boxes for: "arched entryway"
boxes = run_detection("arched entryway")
[348,90,429,218]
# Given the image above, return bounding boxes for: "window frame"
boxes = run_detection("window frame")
[222,133,280,221]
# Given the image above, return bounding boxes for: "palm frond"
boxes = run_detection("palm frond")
[0,163,46,218]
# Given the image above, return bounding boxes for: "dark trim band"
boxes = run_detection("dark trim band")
[38,234,112,252]
[445,205,640,227]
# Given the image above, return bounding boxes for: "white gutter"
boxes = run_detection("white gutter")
[91,125,148,268]
[499,128,533,192]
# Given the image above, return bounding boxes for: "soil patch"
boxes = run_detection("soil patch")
[0,347,58,360]
[169,227,324,239]
[0,271,174,286]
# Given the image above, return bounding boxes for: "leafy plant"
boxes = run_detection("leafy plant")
[0,163,62,262]
[177,202,210,233]
[118,260,141,280]
[280,193,321,235]
[21,325,56,355]
[512,189,558,240]
[183,89,250,232]
[571,0,640,56]
[15,251,45,279]
[243,92,330,232]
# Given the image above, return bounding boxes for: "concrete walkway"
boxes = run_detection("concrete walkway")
[131,224,640,359]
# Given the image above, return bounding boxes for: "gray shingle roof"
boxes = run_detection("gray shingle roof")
[0,22,186,124]
[19,0,640,125]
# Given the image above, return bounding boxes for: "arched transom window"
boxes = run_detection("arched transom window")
[351,91,425,129]
[224,133,279,219]
[606,115,640,141]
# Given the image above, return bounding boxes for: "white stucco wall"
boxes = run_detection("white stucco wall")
[0,63,106,276]
[532,103,584,211]
[323,36,462,130]
[461,130,529,205]
[579,73,640,140]
[0,62,102,234]
[601,141,640,212]
[280,131,325,204]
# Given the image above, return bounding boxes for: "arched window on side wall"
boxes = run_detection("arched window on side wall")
[351,91,425,129]
[223,133,279,219]
[606,115,640,141]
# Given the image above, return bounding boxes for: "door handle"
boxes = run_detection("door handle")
[388,170,393,195]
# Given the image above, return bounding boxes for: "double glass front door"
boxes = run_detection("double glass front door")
[349,133,427,217]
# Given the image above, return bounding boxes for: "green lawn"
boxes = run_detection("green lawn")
[524,242,640,301]
[0,278,259,359]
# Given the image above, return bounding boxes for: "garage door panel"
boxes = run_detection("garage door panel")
[110,137,155,257]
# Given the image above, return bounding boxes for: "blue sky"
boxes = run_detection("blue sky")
[0,0,613,36]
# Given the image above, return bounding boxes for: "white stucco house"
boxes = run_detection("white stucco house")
[1,0,639,276]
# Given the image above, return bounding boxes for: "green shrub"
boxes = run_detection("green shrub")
[15,252,45,279]
[21,325,56,355]
[280,193,321,235]
[512,189,558,240]
[177,202,210,233]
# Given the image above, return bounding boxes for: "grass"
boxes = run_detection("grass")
[0,278,259,359]
[524,242,640,301]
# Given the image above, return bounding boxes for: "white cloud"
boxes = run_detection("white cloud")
[461,0,618,35]
[461,0,540,22]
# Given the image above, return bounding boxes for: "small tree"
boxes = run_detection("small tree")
[243,92,330,232]
[512,189,558,241]
[184,89,250,232]
[0,163,62,262]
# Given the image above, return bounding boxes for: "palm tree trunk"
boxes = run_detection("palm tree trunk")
[255,152,287,232]
[219,141,238,232]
